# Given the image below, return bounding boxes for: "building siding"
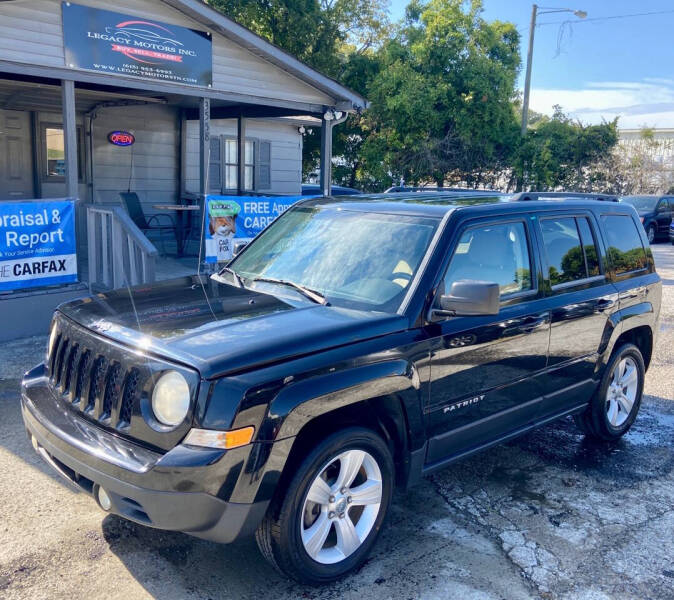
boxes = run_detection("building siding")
[91,104,180,212]
[0,0,333,106]
[185,119,302,196]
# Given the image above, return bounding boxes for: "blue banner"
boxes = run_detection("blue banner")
[205,195,307,263]
[0,200,78,291]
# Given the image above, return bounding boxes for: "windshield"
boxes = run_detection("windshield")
[226,206,440,312]
[620,196,658,211]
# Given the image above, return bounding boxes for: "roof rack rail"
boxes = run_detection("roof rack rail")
[511,192,619,202]
[384,186,499,194]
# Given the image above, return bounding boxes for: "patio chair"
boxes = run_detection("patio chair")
[120,192,176,254]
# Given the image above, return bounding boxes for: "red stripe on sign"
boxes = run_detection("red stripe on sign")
[115,20,173,33]
[111,45,183,62]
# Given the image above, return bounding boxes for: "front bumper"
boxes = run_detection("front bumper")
[21,365,268,543]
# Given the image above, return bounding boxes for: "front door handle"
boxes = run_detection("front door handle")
[596,298,616,312]
[520,313,550,333]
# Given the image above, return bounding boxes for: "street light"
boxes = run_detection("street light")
[520,4,587,136]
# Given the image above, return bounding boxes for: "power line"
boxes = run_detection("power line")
[537,8,674,26]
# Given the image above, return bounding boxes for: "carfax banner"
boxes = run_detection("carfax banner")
[62,2,212,87]
[0,200,77,291]
[205,195,308,263]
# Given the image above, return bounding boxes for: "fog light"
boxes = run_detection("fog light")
[30,435,39,452]
[97,486,112,511]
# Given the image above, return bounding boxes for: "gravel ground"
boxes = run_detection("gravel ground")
[1,245,673,600]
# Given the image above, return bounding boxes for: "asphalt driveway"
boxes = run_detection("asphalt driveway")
[1,245,673,600]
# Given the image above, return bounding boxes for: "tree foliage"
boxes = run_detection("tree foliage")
[358,0,521,188]
[208,0,623,193]
[514,106,619,191]
[207,0,390,76]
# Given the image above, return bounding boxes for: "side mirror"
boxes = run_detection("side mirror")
[233,240,248,257]
[433,280,500,319]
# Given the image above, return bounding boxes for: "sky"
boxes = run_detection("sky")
[386,0,674,129]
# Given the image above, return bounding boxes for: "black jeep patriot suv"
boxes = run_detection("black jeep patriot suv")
[21,194,661,584]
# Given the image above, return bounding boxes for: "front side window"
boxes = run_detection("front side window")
[442,221,532,297]
[230,207,440,312]
[602,214,648,274]
[540,216,601,286]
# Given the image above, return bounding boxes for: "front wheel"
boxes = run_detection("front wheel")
[256,427,393,584]
[645,223,656,244]
[574,343,645,440]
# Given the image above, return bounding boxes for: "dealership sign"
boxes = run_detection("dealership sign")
[205,195,307,263]
[62,2,212,87]
[0,200,77,292]
[108,131,135,146]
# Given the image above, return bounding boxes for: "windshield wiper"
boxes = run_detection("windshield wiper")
[252,277,329,305]
[211,267,244,288]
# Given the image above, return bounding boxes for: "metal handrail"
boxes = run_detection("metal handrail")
[87,205,157,291]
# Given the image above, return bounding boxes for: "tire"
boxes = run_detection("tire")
[574,343,645,441]
[255,427,394,584]
[645,223,656,244]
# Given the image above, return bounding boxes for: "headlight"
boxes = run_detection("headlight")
[151,370,191,426]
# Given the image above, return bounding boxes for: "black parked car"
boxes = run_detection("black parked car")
[301,184,362,196]
[22,194,661,584]
[620,195,673,243]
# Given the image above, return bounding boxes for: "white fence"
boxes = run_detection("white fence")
[86,205,157,291]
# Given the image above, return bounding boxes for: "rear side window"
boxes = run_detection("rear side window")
[443,221,532,297]
[601,215,647,274]
[540,216,601,286]
[577,217,601,276]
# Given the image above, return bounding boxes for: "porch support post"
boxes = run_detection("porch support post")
[320,116,332,197]
[199,97,210,198]
[61,78,82,280]
[61,79,78,199]
[237,114,246,195]
[199,97,210,268]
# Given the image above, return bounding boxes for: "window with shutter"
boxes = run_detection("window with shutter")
[256,140,272,190]
[208,136,222,193]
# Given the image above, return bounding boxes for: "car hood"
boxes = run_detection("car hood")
[57,276,407,378]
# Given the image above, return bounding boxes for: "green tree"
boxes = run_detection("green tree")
[514,106,619,191]
[360,0,521,188]
[207,0,390,77]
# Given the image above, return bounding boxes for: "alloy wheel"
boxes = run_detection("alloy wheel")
[605,356,638,427]
[300,449,382,564]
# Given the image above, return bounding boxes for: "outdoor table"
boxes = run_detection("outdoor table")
[152,204,200,257]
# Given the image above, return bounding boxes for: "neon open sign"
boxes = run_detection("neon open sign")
[108,131,135,146]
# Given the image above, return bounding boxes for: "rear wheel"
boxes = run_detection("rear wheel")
[255,427,393,584]
[574,343,645,440]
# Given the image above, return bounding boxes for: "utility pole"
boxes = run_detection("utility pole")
[520,5,587,136]
[521,4,538,137]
